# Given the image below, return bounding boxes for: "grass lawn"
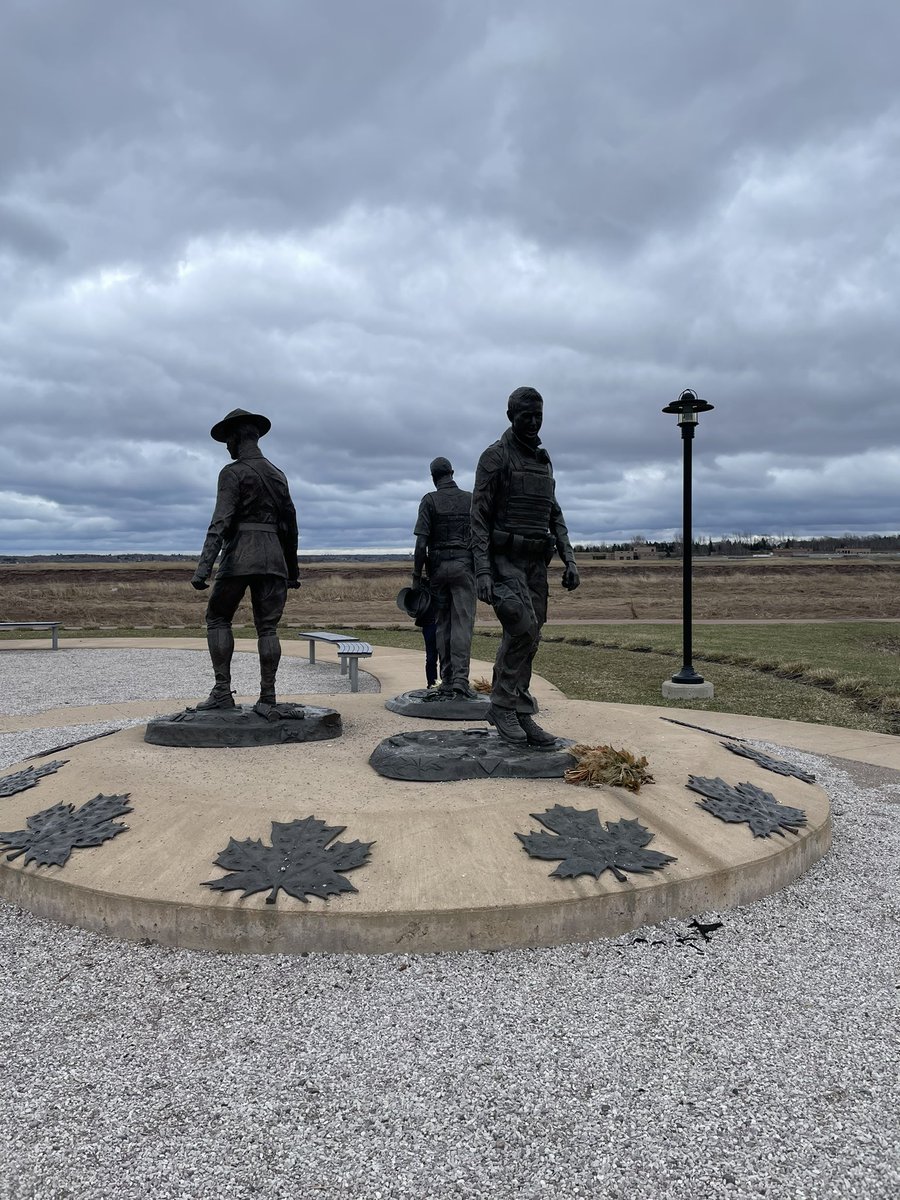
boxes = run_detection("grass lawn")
[342,622,900,735]
[3,621,899,736]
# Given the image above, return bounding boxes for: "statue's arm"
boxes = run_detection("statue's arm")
[281,490,300,586]
[550,496,580,590]
[412,496,431,583]
[471,446,502,601]
[192,467,238,587]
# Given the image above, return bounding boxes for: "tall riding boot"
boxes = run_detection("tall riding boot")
[257,632,281,705]
[197,627,236,709]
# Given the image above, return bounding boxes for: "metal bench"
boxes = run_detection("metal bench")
[298,631,373,692]
[0,621,61,649]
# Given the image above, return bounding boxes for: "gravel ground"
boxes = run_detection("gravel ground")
[0,655,897,1200]
[0,647,379,716]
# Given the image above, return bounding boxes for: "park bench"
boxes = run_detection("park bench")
[0,621,61,649]
[298,631,373,693]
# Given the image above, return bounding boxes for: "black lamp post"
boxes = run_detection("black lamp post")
[662,388,714,686]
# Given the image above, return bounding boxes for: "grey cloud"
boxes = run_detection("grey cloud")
[2,2,900,554]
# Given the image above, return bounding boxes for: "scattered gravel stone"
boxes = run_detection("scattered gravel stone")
[0,658,896,1199]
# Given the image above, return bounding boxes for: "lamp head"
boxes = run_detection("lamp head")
[662,388,714,426]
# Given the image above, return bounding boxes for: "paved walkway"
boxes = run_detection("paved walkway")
[5,634,899,769]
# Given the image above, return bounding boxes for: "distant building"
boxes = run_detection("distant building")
[835,546,871,556]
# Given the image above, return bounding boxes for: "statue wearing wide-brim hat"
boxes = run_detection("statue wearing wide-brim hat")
[210,408,272,443]
[192,407,299,717]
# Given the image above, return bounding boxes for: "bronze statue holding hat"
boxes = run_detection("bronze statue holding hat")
[411,456,477,698]
[191,408,300,715]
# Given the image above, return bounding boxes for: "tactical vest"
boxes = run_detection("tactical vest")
[428,486,472,551]
[493,440,556,536]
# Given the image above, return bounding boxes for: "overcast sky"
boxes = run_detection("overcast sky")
[2,0,899,554]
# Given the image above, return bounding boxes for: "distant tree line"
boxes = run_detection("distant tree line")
[573,533,900,557]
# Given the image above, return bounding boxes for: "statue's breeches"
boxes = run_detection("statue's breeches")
[206,575,288,635]
[428,556,476,684]
[489,554,548,713]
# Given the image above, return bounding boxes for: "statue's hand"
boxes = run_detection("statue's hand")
[287,578,301,590]
[476,573,494,605]
[562,562,581,592]
[411,573,422,588]
[191,575,209,591]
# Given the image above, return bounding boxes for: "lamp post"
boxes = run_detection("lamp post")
[661,389,715,699]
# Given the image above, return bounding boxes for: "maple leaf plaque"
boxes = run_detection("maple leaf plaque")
[0,793,132,867]
[0,760,68,798]
[720,742,816,784]
[516,805,676,882]
[203,816,373,904]
[687,775,807,837]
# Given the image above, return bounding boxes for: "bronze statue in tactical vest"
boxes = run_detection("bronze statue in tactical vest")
[191,408,300,716]
[412,457,477,697]
[471,387,580,745]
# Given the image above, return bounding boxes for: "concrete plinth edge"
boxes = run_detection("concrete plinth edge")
[0,815,830,954]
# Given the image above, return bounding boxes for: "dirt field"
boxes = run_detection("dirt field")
[2,557,899,628]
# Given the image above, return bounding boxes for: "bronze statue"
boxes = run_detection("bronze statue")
[471,387,580,745]
[191,408,300,716]
[412,457,477,697]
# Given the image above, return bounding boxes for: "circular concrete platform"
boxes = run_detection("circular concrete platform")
[0,669,831,954]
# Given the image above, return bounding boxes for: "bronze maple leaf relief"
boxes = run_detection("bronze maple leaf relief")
[516,805,676,882]
[0,760,68,798]
[203,816,374,905]
[687,776,808,837]
[720,741,816,784]
[0,793,132,867]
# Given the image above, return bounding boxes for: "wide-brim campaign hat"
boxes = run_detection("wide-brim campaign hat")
[396,584,434,621]
[210,408,272,442]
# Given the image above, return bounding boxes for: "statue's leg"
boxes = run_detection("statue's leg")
[250,576,288,705]
[448,557,477,688]
[421,620,438,687]
[487,556,538,742]
[516,560,549,710]
[512,561,558,746]
[429,562,453,688]
[197,577,244,709]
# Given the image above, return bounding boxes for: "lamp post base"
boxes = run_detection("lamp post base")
[661,679,715,700]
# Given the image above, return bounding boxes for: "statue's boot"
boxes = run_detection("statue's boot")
[257,632,281,707]
[486,704,528,746]
[516,713,559,748]
[196,628,236,710]
[451,681,478,700]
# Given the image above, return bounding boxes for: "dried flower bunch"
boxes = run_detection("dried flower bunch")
[564,745,655,793]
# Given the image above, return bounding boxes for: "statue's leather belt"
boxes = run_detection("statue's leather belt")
[430,547,472,560]
[237,522,278,533]
[491,528,553,557]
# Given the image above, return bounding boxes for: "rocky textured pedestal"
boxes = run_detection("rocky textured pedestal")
[369,728,574,782]
[144,704,342,748]
[385,689,492,721]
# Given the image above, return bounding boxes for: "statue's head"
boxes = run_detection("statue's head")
[507,386,543,441]
[209,408,271,460]
[226,422,262,461]
[430,456,453,484]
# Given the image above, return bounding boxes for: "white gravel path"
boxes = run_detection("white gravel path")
[0,646,378,716]
[0,653,897,1200]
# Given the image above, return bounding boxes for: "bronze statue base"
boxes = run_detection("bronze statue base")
[144,704,342,748]
[369,728,574,782]
[385,689,492,721]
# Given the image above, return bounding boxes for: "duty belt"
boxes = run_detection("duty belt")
[430,547,472,560]
[491,528,554,558]
[237,522,279,533]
